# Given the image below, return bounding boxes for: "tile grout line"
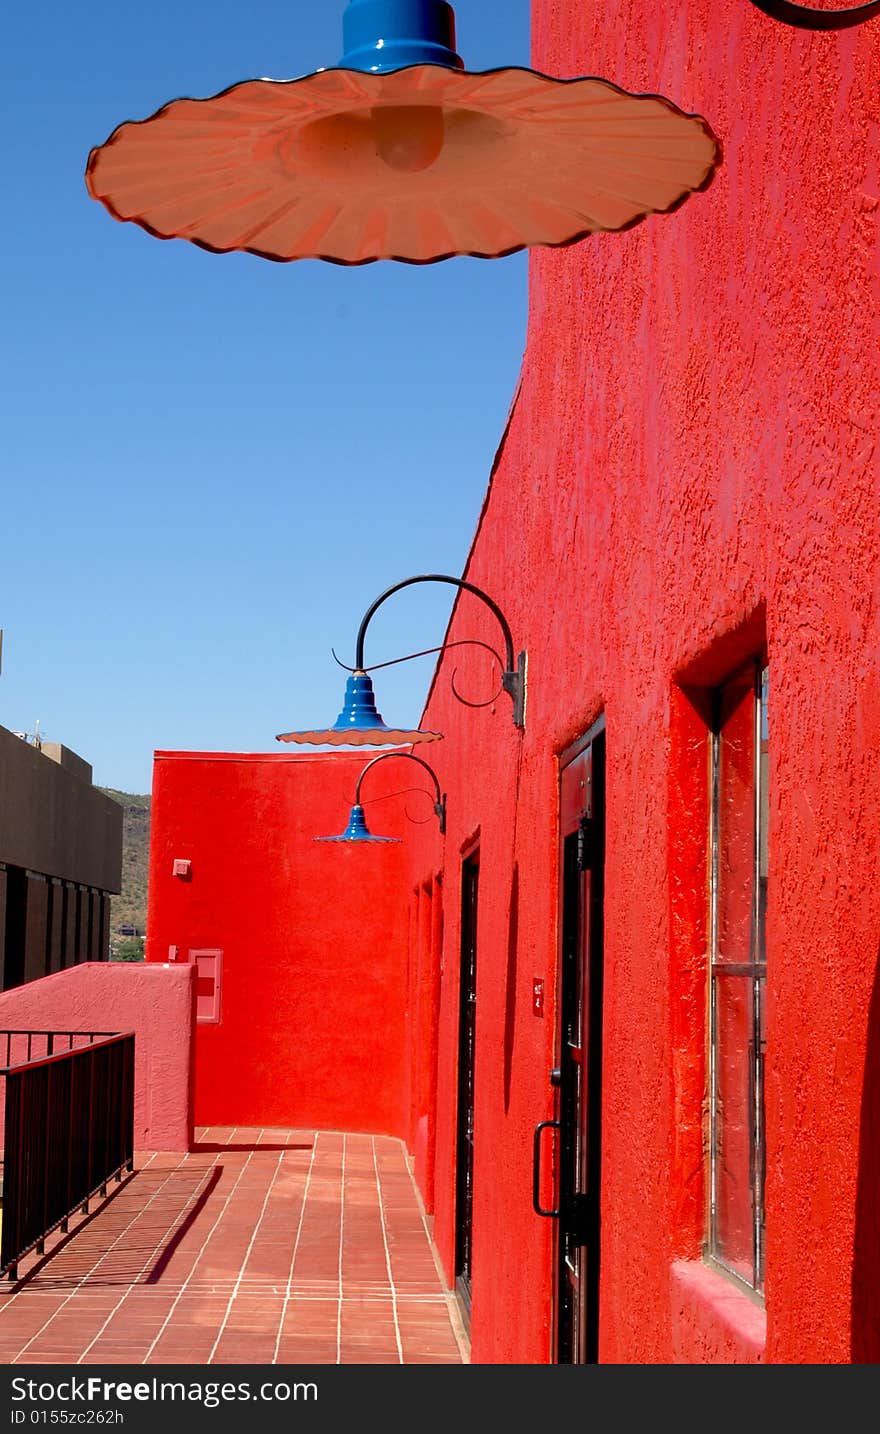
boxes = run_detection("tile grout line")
[141,1131,263,1364]
[335,1133,346,1365]
[272,1131,318,1364]
[207,1137,285,1364]
[371,1136,404,1365]
[1,1130,461,1367]
[75,1157,223,1364]
[11,1152,163,1362]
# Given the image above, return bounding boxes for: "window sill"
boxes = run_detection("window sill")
[670,1260,767,1364]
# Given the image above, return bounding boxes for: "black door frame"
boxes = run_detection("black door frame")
[454,848,479,1325]
[553,718,606,1363]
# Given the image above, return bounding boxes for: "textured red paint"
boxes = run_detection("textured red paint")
[146,751,411,1136]
[394,0,880,1365]
[0,962,195,1150]
[135,2,880,1363]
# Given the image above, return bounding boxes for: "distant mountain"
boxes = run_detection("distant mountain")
[99,789,150,935]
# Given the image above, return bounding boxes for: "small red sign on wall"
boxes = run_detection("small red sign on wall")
[532,978,544,1016]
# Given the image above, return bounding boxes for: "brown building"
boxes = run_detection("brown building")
[0,725,122,988]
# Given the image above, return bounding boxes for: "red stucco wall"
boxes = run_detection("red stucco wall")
[146,751,412,1137]
[0,962,195,1151]
[136,3,880,1364]
[397,1,880,1365]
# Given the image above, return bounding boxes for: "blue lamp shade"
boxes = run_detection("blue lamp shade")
[85,0,720,266]
[315,803,401,842]
[276,671,443,747]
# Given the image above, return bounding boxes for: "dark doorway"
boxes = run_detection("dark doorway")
[455,851,479,1325]
[554,724,606,1363]
[3,865,28,990]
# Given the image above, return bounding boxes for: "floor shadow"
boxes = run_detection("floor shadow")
[193,1142,313,1153]
[146,1166,223,1283]
[4,1170,136,1290]
[851,942,880,1361]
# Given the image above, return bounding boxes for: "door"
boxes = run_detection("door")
[455,852,479,1323]
[537,725,606,1363]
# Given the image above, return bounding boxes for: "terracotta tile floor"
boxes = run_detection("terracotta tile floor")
[0,1129,468,1366]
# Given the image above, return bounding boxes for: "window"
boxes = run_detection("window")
[708,661,768,1294]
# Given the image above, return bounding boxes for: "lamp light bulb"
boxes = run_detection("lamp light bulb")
[372,106,445,172]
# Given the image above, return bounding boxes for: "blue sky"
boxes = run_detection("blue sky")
[2,1,529,792]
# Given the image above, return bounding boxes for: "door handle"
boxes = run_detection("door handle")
[532,1119,561,1218]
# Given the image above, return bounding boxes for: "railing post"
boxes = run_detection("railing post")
[118,1038,126,1179]
[14,1075,25,1272]
[1,1071,15,1275]
[63,1053,75,1233]
[99,1045,109,1197]
[3,1043,24,1274]
[128,1036,135,1171]
[39,1066,52,1255]
[83,1051,94,1214]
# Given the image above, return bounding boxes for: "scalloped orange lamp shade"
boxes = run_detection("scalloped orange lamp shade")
[85,2,720,266]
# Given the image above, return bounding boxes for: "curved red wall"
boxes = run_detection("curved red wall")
[400,1,880,1364]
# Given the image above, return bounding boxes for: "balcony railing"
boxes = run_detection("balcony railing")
[0,1030,135,1280]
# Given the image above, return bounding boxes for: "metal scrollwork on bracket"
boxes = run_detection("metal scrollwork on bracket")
[449,663,505,711]
[748,0,880,29]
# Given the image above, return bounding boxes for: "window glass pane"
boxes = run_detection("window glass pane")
[709,661,767,1293]
[713,971,756,1286]
[715,668,757,965]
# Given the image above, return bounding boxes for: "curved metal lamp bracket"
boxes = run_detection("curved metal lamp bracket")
[748,0,880,28]
[355,751,446,834]
[449,664,505,710]
[333,637,506,711]
[333,636,504,676]
[353,574,526,729]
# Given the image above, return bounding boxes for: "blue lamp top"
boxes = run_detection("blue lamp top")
[331,671,392,735]
[339,0,464,72]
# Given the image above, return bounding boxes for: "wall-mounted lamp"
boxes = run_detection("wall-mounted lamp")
[85,0,719,266]
[748,0,880,28]
[315,751,446,842]
[276,573,525,747]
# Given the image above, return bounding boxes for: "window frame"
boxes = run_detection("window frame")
[706,659,768,1298]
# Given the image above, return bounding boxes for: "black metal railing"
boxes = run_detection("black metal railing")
[0,1031,119,1068]
[0,1030,135,1280]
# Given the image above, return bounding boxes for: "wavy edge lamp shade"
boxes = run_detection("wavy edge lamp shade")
[85,1,721,266]
[276,670,443,747]
[314,803,401,842]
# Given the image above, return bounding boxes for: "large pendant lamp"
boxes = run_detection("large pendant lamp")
[85,0,721,266]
